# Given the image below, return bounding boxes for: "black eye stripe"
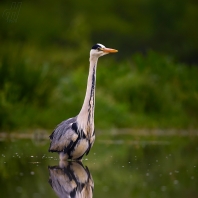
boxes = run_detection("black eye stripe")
[91,44,101,50]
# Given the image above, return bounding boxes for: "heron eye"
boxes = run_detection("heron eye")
[97,47,101,51]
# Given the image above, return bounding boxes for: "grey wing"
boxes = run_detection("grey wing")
[49,117,78,152]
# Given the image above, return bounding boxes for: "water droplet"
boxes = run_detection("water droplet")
[33,193,41,198]
[30,171,35,175]
[102,186,109,192]
[191,176,194,180]
[174,180,178,184]
[161,186,166,191]
[31,156,34,158]
[169,172,172,175]
[150,191,156,197]
[146,173,149,176]
[16,186,23,193]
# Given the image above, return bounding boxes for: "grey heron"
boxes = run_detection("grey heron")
[49,43,118,161]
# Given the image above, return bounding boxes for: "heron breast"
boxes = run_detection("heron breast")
[71,139,89,159]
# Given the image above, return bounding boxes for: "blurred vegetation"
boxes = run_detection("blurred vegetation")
[0,0,198,131]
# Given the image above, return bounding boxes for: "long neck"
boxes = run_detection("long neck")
[77,56,98,135]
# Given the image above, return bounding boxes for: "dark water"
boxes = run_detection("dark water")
[0,132,198,198]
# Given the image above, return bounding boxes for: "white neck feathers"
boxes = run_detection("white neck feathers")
[77,57,98,137]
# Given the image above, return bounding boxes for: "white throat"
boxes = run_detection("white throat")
[77,57,98,137]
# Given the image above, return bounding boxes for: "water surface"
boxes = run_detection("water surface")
[0,131,198,198]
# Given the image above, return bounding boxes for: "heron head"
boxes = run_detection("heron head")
[90,43,118,58]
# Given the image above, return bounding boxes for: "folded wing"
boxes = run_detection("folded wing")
[49,117,78,152]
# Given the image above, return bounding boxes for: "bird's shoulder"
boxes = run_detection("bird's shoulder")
[49,117,78,140]
[49,117,79,152]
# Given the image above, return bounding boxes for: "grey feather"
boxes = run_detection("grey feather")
[49,117,78,152]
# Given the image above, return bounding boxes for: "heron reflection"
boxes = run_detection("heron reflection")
[48,161,94,198]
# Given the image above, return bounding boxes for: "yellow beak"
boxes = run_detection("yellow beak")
[101,48,118,53]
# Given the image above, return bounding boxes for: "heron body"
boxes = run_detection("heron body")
[49,44,118,160]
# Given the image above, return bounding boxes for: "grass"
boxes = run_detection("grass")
[0,44,198,131]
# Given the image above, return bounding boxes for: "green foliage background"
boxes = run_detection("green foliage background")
[0,0,198,131]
